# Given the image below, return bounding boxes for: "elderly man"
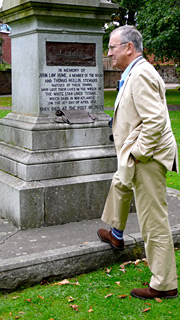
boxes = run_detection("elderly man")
[97,25,178,299]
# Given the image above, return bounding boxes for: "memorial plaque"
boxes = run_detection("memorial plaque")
[46,42,96,66]
[40,39,103,115]
[39,66,104,114]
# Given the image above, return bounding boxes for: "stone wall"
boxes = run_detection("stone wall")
[0,32,11,94]
[103,56,179,88]
[1,32,11,64]
[0,70,11,94]
[155,64,179,83]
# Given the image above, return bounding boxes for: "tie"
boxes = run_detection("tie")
[119,79,124,89]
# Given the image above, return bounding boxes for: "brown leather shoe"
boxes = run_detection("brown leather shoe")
[131,286,178,300]
[97,228,125,250]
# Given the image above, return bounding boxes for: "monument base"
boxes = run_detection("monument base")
[0,171,113,229]
[0,113,116,229]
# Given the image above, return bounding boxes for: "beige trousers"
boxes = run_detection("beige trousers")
[102,160,177,291]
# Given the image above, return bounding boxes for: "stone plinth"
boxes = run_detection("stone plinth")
[0,0,118,229]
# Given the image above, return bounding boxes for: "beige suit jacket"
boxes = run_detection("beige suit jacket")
[112,58,179,184]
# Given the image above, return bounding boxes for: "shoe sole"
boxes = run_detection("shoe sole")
[130,292,178,300]
[97,231,125,251]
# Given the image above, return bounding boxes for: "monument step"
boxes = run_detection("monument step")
[0,189,180,291]
[0,142,116,181]
[0,115,112,150]
[0,171,114,229]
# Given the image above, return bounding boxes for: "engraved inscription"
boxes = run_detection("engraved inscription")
[39,67,104,114]
[46,42,96,66]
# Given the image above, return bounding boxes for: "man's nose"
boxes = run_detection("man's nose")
[108,49,112,57]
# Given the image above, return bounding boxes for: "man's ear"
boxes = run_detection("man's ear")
[126,42,134,56]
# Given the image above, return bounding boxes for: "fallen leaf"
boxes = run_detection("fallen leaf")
[40,280,48,285]
[15,317,21,319]
[12,296,20,300]
[119,268,126,273]
[52,279,70,286]
[142,282,149,286]
[142,258,148,266]
[105,267,112,274]
[123,261,132,266]
[142,307,151,313]
[115,281,121,287]
[88,306,93,313]
[145,302,151,306]
[134,259,141,266]
[118,294,127,299]
[137,269,142,272]
[52,279,80,286]
[24,298,32,302]
[67,296,75,302]
[119,263,128,273]
[155,298,162,303]
[37,295,44,300]
[70,304,79,312]
[105,293,113,298]
[119,261,131,268]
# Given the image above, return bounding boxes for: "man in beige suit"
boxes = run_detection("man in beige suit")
[97,25,178,299]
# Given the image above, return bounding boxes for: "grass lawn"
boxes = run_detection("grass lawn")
[0,110,11,118]
[0,250,180,319]
[166,89,180,105]
[104,88,180,109]
[0,96,12,108]
[166,111,180,190]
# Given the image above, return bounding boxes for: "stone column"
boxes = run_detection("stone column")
[0,0,117,229]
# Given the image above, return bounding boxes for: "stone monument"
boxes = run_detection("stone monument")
[0,0,117,229]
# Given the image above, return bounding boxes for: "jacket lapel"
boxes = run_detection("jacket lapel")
[114,58,146,115]
[114,73,131,114]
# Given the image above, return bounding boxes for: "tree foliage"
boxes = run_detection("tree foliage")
[104,0,180,66]
[137,0,180,65]
[103,0,144,53]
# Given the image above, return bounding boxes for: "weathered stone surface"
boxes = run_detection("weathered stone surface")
[0,171,45,228]
[0,115,112,150]
[0,171,114,228]
[0,140,116,181]
[1,227,179,291]
[0,235,145,291]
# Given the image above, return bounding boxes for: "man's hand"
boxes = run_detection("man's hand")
[130,153,140,164]
[134,159,140,164]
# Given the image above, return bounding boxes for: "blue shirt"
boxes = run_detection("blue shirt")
[120,56,143,88]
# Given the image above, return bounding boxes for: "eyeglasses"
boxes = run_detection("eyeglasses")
[108,42,128,50]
